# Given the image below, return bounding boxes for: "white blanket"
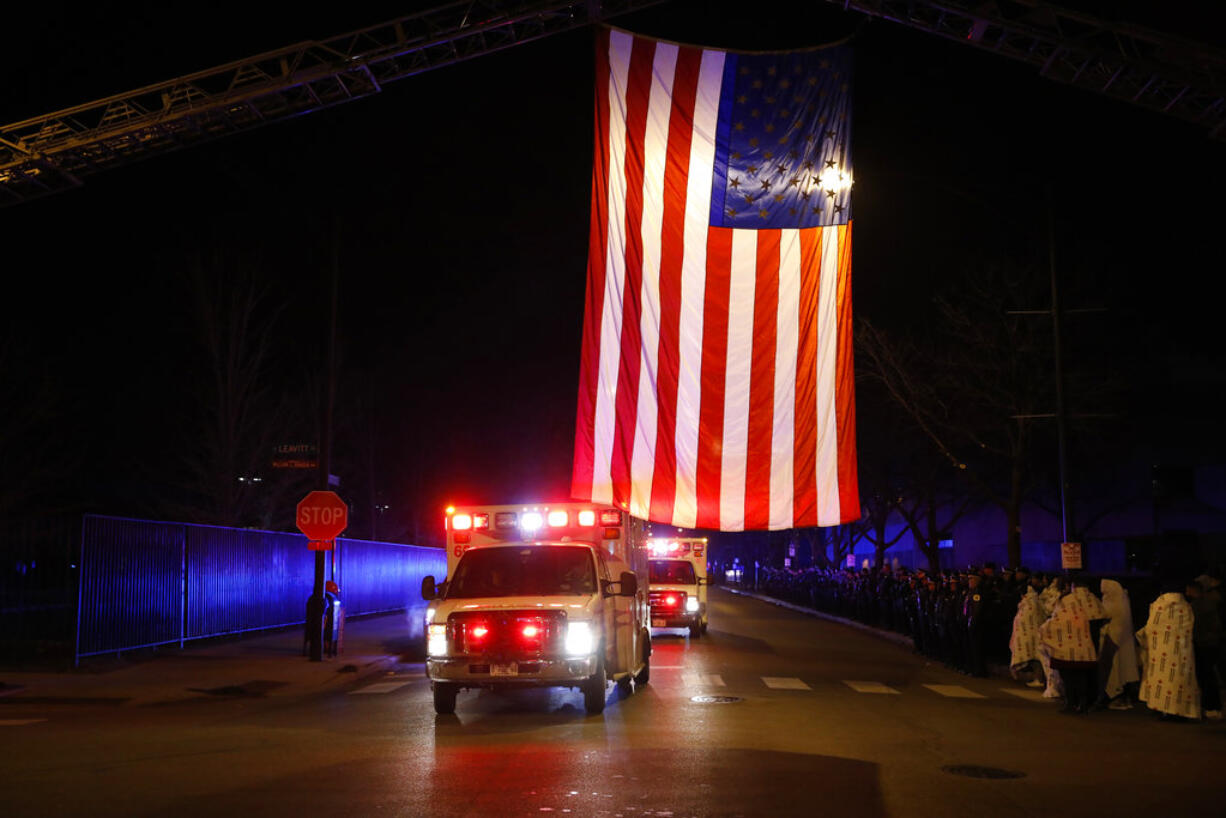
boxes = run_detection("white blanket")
[1137,592,1201,719]
[1009,587,1045,669]
[1040,586,1107,663]
[1099,579,1140,698]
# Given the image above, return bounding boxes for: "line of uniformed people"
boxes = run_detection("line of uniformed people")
[753,564,1043,676]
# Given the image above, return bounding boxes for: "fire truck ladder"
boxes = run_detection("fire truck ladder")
[0,0,663,206]
[826,0,1226,139]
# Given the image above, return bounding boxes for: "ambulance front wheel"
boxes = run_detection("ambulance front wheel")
[689,622,702,638]
[583,654,607,715]
[433,682,458,715]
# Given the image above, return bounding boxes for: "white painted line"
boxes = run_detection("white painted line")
[349,682,411,695]
[1001,687,1053,702]
[844,681,900,695]
[762,677,811,690]
[0,719,47,726]
[923,684,986,699]
[684,673,725,687]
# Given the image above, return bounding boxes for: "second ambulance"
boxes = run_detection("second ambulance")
[646,537,709,638]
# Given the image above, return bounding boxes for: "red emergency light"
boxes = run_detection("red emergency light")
[577,510,596,526]
[547,510,568,527]
[599,510,621,526]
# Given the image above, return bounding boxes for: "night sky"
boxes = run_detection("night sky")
[4,1,1223,544]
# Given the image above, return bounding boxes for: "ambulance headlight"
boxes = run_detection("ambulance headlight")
[427,624,448,657]
[565,621,595,656]
[686,596,700,613]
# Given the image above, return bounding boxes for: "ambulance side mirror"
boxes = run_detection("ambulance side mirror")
[618,571,637,597]
[421,575,437,601]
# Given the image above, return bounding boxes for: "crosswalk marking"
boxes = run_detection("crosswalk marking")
[762,677,811,690]
[924,684,985,699]
[350,682,411,695]
[843,681,900,695]
[684,673,725,687]
[1001,687,1053,702]
[0,719,46,726]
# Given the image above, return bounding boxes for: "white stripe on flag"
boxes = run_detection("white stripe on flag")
[672,48,724,529]
[815,226,842,523]
[591,30,635,504]
[720,229,757,530]
[769,229,800,529]
[629,42,678,515]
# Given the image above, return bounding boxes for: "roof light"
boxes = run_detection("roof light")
[452,513,473,531]
[495,511,518,529]
[521,511,543,532]
[577,510,596,526]
[547,510,568,527]
[473,513,489,530]
[599,510,621,526]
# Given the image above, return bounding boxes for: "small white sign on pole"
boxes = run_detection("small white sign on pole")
[1061,542,1083,570]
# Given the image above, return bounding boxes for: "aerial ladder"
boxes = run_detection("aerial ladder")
[2,0,1222,206]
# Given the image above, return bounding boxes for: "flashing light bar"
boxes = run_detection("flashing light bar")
[577,509,596,526]
[521,511,544,532]
[599,510,621,526]
[547,510,568,527]
[473,513,489,530]
[495,511,517,529]
[452,513,473,531]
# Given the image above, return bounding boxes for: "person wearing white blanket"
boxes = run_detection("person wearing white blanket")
[1039,577,1107,713]
[1136,583,1201,721]
[1098,579,1140,708]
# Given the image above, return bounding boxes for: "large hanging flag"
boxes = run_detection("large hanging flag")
[572,28,859,531]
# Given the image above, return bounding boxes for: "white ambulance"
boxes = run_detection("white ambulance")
[421,502,651,715]
[646,537,710,638]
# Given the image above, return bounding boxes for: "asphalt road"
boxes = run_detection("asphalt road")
[6,588,1223,818]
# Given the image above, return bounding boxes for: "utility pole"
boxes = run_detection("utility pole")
[309,220,340,661]
[1047,187,1075,554]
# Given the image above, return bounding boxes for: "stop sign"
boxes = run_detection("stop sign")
[296,490,349,542]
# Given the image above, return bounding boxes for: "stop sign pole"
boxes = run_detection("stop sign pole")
[298,490,348,661]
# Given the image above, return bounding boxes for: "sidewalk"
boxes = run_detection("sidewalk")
[0,612,421,707]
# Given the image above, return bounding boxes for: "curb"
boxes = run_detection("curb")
[723,587,916,650]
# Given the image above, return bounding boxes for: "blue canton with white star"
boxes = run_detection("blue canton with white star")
[709,46,853,229]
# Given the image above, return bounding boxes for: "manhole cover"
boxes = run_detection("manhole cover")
[690,695,743,704]
[941,765,1026,780]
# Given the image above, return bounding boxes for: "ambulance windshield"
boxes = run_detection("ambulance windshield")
[649,560,696,585]
[447,546,597,597]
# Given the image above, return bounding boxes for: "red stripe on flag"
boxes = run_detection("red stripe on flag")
[835,223,860,522]
[792,227,821,527]
[609,37,655,506]
[648,45,701,524]
[695,227,732,530]
[744,230,779,530]
[571,29,612,501]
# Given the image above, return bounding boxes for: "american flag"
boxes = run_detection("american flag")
[571,28,859,531]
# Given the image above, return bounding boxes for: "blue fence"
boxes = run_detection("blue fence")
[75,515,444,661]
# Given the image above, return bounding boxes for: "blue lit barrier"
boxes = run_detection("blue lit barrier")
[76,515,445,662]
